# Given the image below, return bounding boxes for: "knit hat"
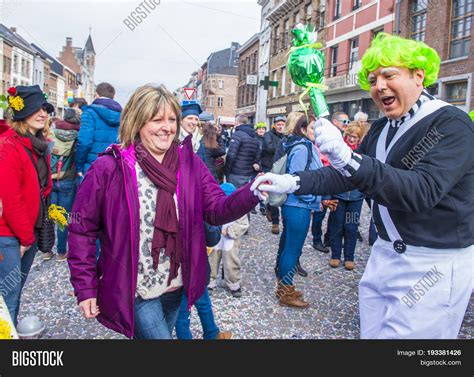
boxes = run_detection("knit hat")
[7,85,54,121]
[181,100,202,119]
[63,108,81,125]
[220,182,237,196]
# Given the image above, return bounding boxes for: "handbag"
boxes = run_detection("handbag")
[23,147,56,251]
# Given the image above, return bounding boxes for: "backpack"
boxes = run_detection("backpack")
[50,135,76,181]
[268,142,312,207]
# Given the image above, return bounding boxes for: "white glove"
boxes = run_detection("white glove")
[253,188,268,202]
[250,173,299,194]
[314,118,352,170]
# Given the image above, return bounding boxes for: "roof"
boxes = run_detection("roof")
[237,33,259,55]
[207,42,240,76]
[0,24,35,54]
[84,34,95,54]
[30,43,64,75]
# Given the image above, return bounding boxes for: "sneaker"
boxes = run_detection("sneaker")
[344,261,355,271]
[329,259,340,268]
[56,253,68,262]
[312,243,329,253]
[231,288,242,298]
[42,252,54,261]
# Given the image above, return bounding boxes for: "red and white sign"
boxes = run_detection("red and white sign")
[184,88,196,100]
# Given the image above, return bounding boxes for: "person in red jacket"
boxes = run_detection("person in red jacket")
[0,85,54,325]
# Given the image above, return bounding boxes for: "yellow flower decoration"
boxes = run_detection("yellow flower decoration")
[48,204,68,231]
[0,318,13,340]
[8,96,25,112]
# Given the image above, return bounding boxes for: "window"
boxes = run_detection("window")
[445,81,468,110]
[272,26,280,54]
[319,10,326,29]
[372,27,384,40]
[334,0,342,20]
[353,0,361,10]
[21,59,26,76]
[13,55,18,74]
[272,70,278,98]
[330,45,338,77]
[450,0,473,59]
[349,38,359,69]
[283,19,290,49]
[217,96,223,108]
[295,12,301,25]
[306,3,313,21]
[281,67,286,96]
[209,96,214,107]
[291,80,296,94]
[410,0,427,41]
[218,79,224,89]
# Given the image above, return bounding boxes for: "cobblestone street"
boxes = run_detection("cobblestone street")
[20,204,473,339]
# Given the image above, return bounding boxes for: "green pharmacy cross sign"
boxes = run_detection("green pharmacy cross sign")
[259,76,278,90]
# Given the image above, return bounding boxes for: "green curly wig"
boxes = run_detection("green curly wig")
[358,33,440,91]
[469,110,474,122]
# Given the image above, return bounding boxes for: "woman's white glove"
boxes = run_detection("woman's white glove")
[314,118,352,170]
[250,173,299,194]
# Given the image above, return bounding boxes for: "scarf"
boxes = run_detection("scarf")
[134,140,181,285]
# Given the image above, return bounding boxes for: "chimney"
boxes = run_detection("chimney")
[10,27,17,33]
[66,37,72,47]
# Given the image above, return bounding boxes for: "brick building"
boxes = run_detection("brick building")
[200,42,240,122]
[323,0,395,120]
[236,33,259,124]
[398,0,473,113]
[0,35,13,96]
[265,0,325,123]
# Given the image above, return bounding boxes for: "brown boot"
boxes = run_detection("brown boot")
[275,282,303,299]
[278,285,309,308]
[271,224,280,234]
[215,331,232,340]
[329,259,340,268]
[344,261,355,271]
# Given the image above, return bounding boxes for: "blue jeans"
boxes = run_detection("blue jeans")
[328,199,363,262]
[278,205,311,286]
[311,209,327,245]
[134,288,183,339]
[175,288,219,339]
[0,233,38,325]
[50,178,77,254]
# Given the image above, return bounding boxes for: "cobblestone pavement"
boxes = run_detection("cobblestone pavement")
[20,203,473,339]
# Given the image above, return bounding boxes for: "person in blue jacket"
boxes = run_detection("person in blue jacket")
[275,114,324,309]
[75,82,122,178]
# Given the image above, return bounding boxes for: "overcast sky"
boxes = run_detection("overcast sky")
[1,0,261,104]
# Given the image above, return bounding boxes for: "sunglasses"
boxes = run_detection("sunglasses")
[338,119,350,125]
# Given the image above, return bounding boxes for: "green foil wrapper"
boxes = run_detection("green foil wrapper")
[288,24,329,117]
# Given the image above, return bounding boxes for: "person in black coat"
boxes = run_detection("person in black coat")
[225,114,260,188]
[197,122,226,182]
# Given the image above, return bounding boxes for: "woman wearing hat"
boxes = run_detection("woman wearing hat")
[0,85,54,324]
[68,84,262,339]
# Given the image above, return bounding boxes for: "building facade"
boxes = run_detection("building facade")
[398,0,473,113]
[265,0,324,123]
[236,33,259,124]
[0,35,13,96]
[200,42,240,121]
[323,0,394,121]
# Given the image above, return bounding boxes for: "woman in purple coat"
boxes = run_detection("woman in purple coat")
[67,84,261,339]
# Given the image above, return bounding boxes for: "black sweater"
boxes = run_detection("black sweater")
[295,105,474,249]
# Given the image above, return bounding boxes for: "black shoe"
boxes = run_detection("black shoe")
[357,231,363,242]
[312,243,329,253]
[295,263,308,277]
[259,207,266,215]
[250,208,257,214]
[231,288,242,298]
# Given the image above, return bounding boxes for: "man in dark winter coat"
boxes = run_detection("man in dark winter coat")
[225,114,260,189]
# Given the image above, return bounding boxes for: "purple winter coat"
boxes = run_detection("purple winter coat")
[67,136,259,338]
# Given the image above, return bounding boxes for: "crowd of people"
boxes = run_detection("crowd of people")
[0,33,472,340]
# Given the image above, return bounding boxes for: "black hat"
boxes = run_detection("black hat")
[7,85,54,121]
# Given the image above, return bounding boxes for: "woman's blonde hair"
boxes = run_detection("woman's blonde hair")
[8,118,48,135]
[119,84,181,148]
[344,121,367,140]
[283,112,305,136]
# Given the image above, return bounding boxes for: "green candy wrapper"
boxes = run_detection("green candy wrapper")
[288,24,329,118]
